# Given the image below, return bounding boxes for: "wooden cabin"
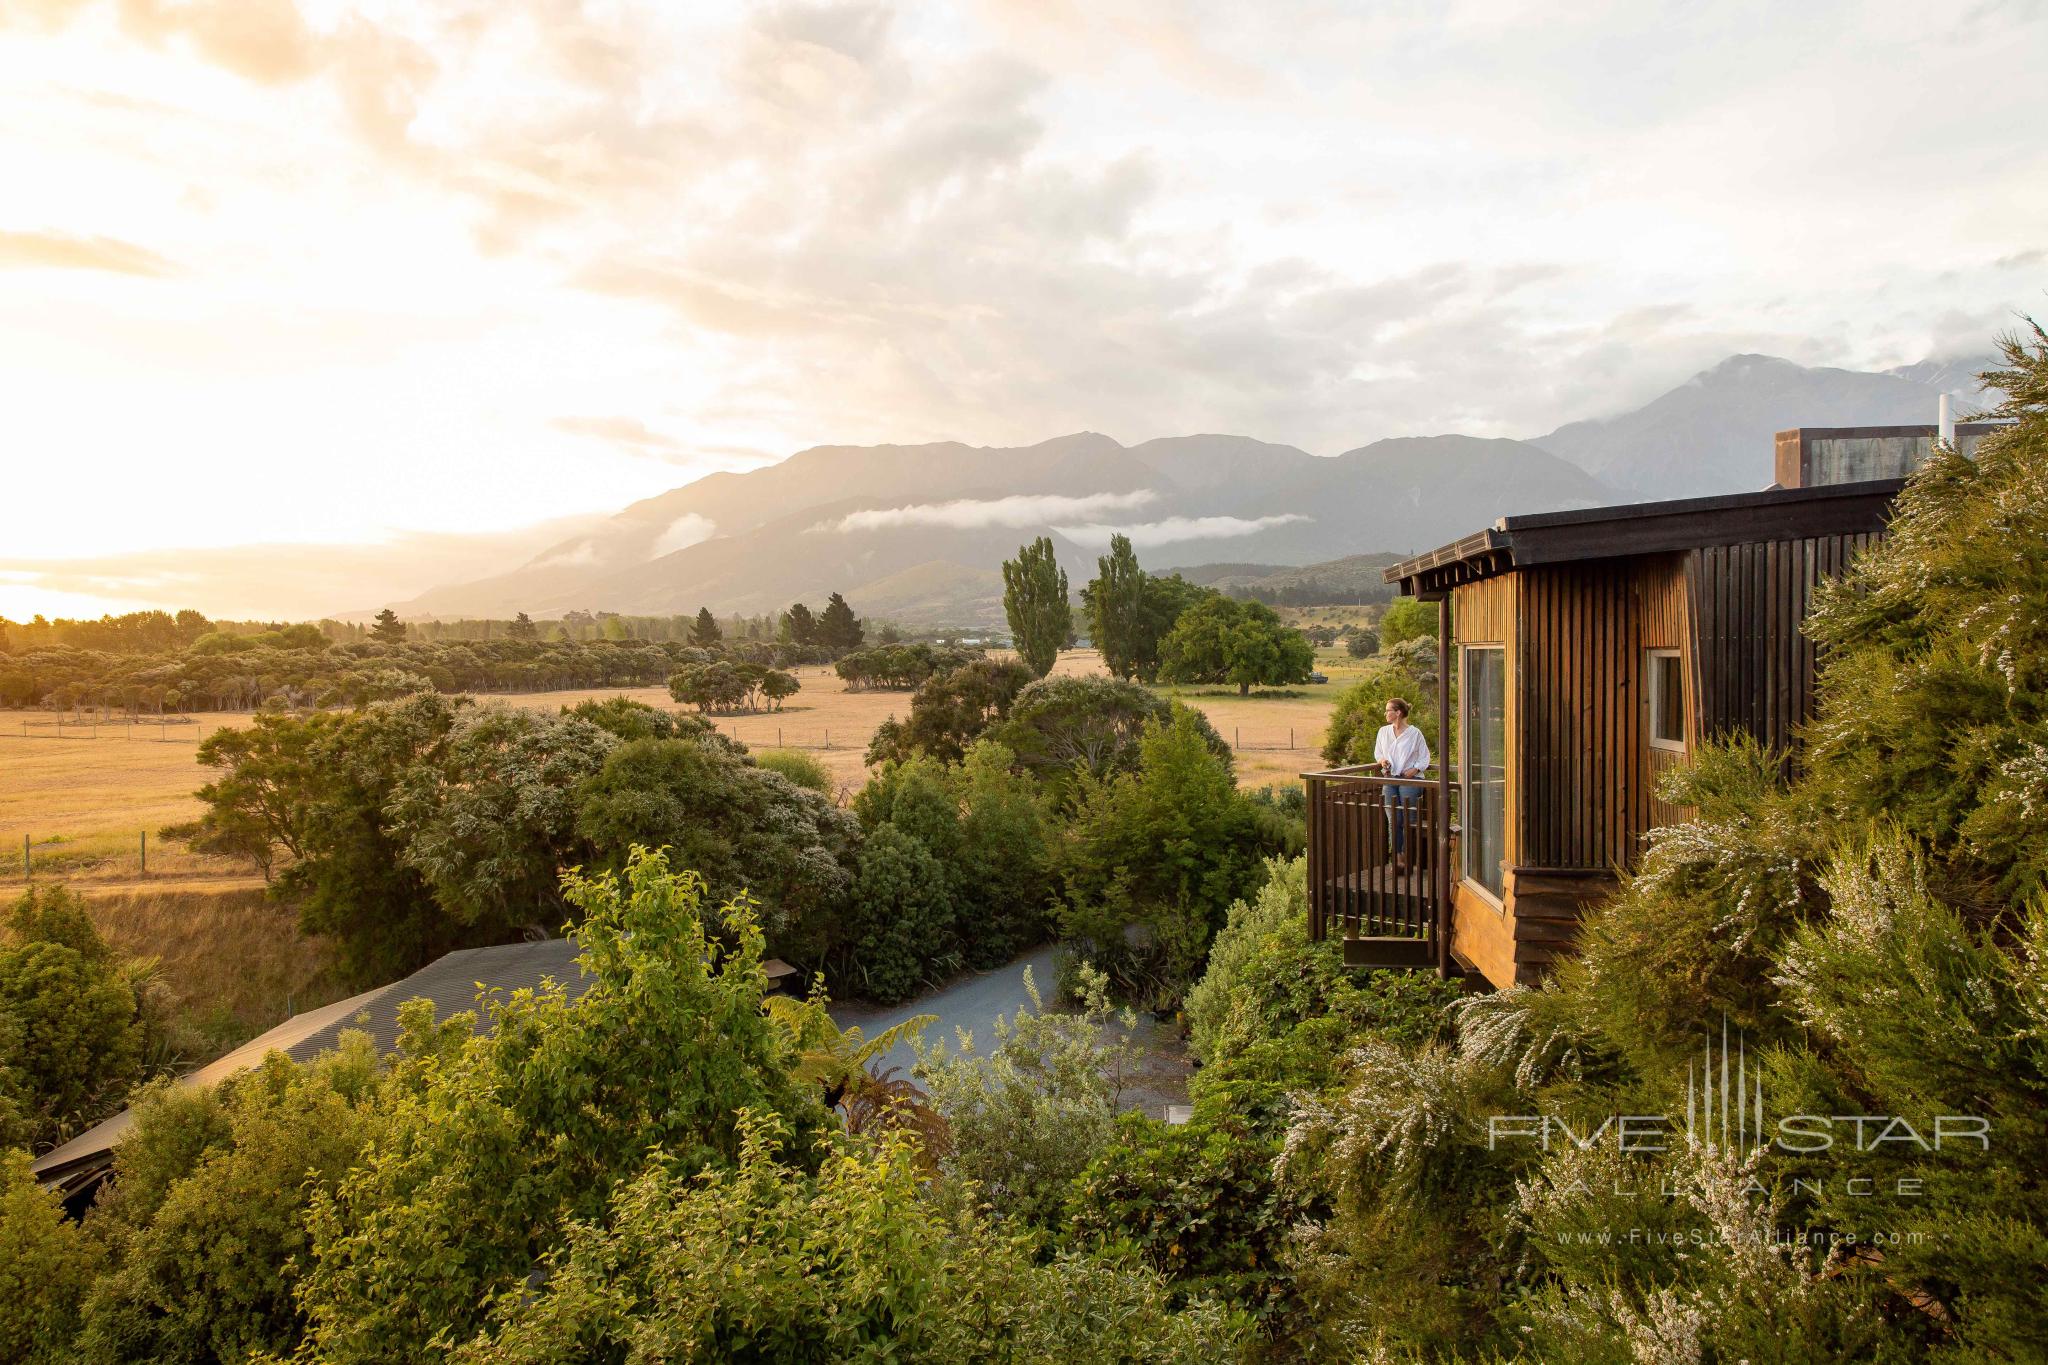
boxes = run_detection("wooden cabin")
[1306,477,1902,991]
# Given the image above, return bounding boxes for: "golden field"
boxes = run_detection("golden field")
[1,646,1376,887]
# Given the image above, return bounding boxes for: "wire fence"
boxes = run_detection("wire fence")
[3,716,208,742]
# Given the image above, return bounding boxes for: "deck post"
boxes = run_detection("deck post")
[1435,594,1453,977]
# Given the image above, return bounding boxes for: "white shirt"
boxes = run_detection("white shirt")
[1374,722,1431,778]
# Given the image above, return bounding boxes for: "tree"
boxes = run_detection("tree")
[690,607,722,647]
[1002,537,1071,679]
[574,738,857,963]
[1345,628,1378,658]
[1052,708,1274,998]
[507,612,538,640]
[388,707,617,933]
[1377,597,1434,650]
[1156,597,1314,696]
[994,674,1231,792]
[369,608,406,643]
[780,602,817,647]
[1082,533,1149,680]
[817,593,864,652]
[0,888,146,1150]
[847,824,957,1005]
[188,695,471,982]
[866,657,1036,767]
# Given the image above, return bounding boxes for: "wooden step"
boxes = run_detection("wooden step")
[1342,935,1435,969]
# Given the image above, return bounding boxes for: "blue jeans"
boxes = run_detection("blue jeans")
[1387,784,1425,856]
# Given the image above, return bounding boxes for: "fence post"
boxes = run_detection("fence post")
[21,835,27,881]
[1290,727,1295,749]
[1234,726,1239,749]
[140,830,146,877]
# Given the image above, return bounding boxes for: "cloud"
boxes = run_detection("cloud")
[551,415,688,455]
[650,513,716,558]
[0,513,610,620]
[822,490,1158,533]
[1054,514,1310,548]
[0,230,176,276]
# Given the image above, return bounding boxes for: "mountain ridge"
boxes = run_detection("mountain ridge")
[394,351,1991,626]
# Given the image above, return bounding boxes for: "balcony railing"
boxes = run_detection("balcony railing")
[1304,767,1458,962]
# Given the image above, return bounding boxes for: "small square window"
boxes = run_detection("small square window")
[1647,650,1684,751]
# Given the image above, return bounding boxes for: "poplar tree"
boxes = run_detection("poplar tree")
[1002,537,1071,679]
[1083,533,1148,680]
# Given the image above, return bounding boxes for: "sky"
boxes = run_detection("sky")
[1,0,2043,619]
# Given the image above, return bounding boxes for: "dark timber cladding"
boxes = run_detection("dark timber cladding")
[1689,533,1881,757]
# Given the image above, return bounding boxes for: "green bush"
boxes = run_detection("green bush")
[1053,708,1274,1002]
[916,963,1138,1229]
[1320,663,1438,767]
[753,746,832,794]
[847,824,958,1004]
[0,887,145,1150]
[0,1149,102,1364]
[453,1114,1245,1363]
[295,852,824,1361]
[1064,1113,1300,1330]
[77,1041,385,1364]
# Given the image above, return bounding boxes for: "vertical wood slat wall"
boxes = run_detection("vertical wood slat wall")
[1686,532,1878,761]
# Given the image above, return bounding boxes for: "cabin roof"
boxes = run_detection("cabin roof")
[1384,478,1904,597]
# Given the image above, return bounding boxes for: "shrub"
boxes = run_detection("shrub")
[916,963,1139,1228]
[0,887,145,1150]
[296,852,824,1360]
[1053,708,1274,1002]
[77,1040,386,1364]
[846,824,958,1004]
[0,1149,102,1364]
[454,1114,1245,1362]
[1063,1113,1300,1330]
[753,746,832,794]
[1320,662,1438,767]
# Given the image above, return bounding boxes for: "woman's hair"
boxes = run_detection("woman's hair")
[1385,697,1410,718]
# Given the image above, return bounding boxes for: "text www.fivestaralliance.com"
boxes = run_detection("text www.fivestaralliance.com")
[1552,1229,1928,1247]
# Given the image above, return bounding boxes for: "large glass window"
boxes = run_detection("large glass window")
[1462,646,1506,900]
[1646,649,1685,751]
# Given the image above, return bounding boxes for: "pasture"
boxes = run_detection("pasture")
[0,645,1382,890]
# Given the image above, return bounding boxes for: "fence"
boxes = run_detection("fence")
[3,715,207,742]
[14,830,153,881]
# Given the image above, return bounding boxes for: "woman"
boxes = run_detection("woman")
[1373,697,1431,871]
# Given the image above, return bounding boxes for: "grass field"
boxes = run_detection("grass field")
[1,649,1372,887]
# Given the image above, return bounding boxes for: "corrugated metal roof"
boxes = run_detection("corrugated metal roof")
[32,938,590,1193]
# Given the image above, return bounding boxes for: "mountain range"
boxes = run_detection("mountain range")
[393,352,2000,627]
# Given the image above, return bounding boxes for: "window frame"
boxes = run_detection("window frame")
[1645,647,1686,753]
[1460,643,1507,908]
